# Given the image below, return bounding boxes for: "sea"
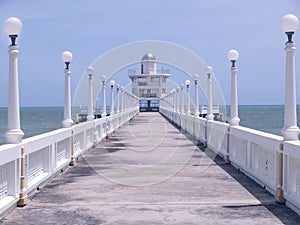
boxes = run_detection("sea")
[0,105,299,144]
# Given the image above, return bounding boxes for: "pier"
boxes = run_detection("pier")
[0,13,300,225]
[1,112,300,225]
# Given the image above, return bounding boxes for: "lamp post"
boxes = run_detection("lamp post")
[121,87,124,112]
[101,75,107,118]
[176,85,180,113]
[206,66,213,120]
[180,83,184,113]
[61,51,73,128]
[116,83,120,113]
[4,17,24,143]
[227,49,240,126]
[185,79,191,115]
[281,14,300,141]
[172,88,176,112]
[193,74,199,117]
[87,66,95,121]
[110,80,115,115]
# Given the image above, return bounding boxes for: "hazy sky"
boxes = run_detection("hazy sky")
[0,0,299,106]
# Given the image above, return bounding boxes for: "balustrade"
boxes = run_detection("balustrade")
[0,106,139,216]
[159,105,300,213]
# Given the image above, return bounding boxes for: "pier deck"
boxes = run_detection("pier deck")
[1,113,300,225]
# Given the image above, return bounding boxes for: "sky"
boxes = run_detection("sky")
[0,0,299,107]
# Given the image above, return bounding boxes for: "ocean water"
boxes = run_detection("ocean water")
[0,107,63,145]
[238,105,285,136]
[0,105,299,145]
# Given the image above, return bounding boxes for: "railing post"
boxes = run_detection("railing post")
[69,129,75,166]
[225,126,231,163]
[276,143,285,203]
[17,146,27,207]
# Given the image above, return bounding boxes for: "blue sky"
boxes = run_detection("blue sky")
[0,0,299,106]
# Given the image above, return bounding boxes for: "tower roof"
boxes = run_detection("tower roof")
[141,52,156,61]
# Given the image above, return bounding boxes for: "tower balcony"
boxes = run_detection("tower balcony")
[128,68,170,76]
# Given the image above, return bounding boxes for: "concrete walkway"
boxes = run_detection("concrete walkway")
[1,112,300,225]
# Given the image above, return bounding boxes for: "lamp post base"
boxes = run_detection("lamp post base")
[62,119,73,128]
[230,117,240,126]
[281,126,300,141]
[206,114,214,121]
[5,129,24,144]
[87,115,94,121]
[101,113,106,118]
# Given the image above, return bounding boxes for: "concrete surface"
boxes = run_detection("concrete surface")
[0,112,300,225]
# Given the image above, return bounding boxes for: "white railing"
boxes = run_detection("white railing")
[0,106,139,218]
[159,106,300,214]
[283,141,300,213]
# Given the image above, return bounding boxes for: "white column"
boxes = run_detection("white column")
[174,89,177,112]
[282,40,300,140]
[180,84,184,113]
[5,45,24,143]
[116,84,120,113]
[230,66,240,126]
[193,74,199,117]
[185,79,191,115]
[87,67,94,121]
[121,87,125,111]
[61,51,73,128]
[110,80,115,115]
[173,90,176,112]
[227,49,240,126]
[101,81,106,118]
[206,67,213,120]
[176,86,180,112]
[207,74,213,120]
[62,68,73,127]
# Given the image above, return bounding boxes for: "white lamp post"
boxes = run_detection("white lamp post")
[121,87,125,112]
[281,14,300,140]
[180,83,184,113]
[116,84,120,113]
[185,79,191,115]
[227,49,240,126]
[4,17,24,143]
[87,66,94,121]
[193,74,199,117]
[172,88,176,112]
[206,66,213,120]
[176,85,180,112]
[110,80,115,115]
[61,51,73,128]
[101,75,107,118]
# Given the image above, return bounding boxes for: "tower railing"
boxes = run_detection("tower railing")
[128,68,170,75]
